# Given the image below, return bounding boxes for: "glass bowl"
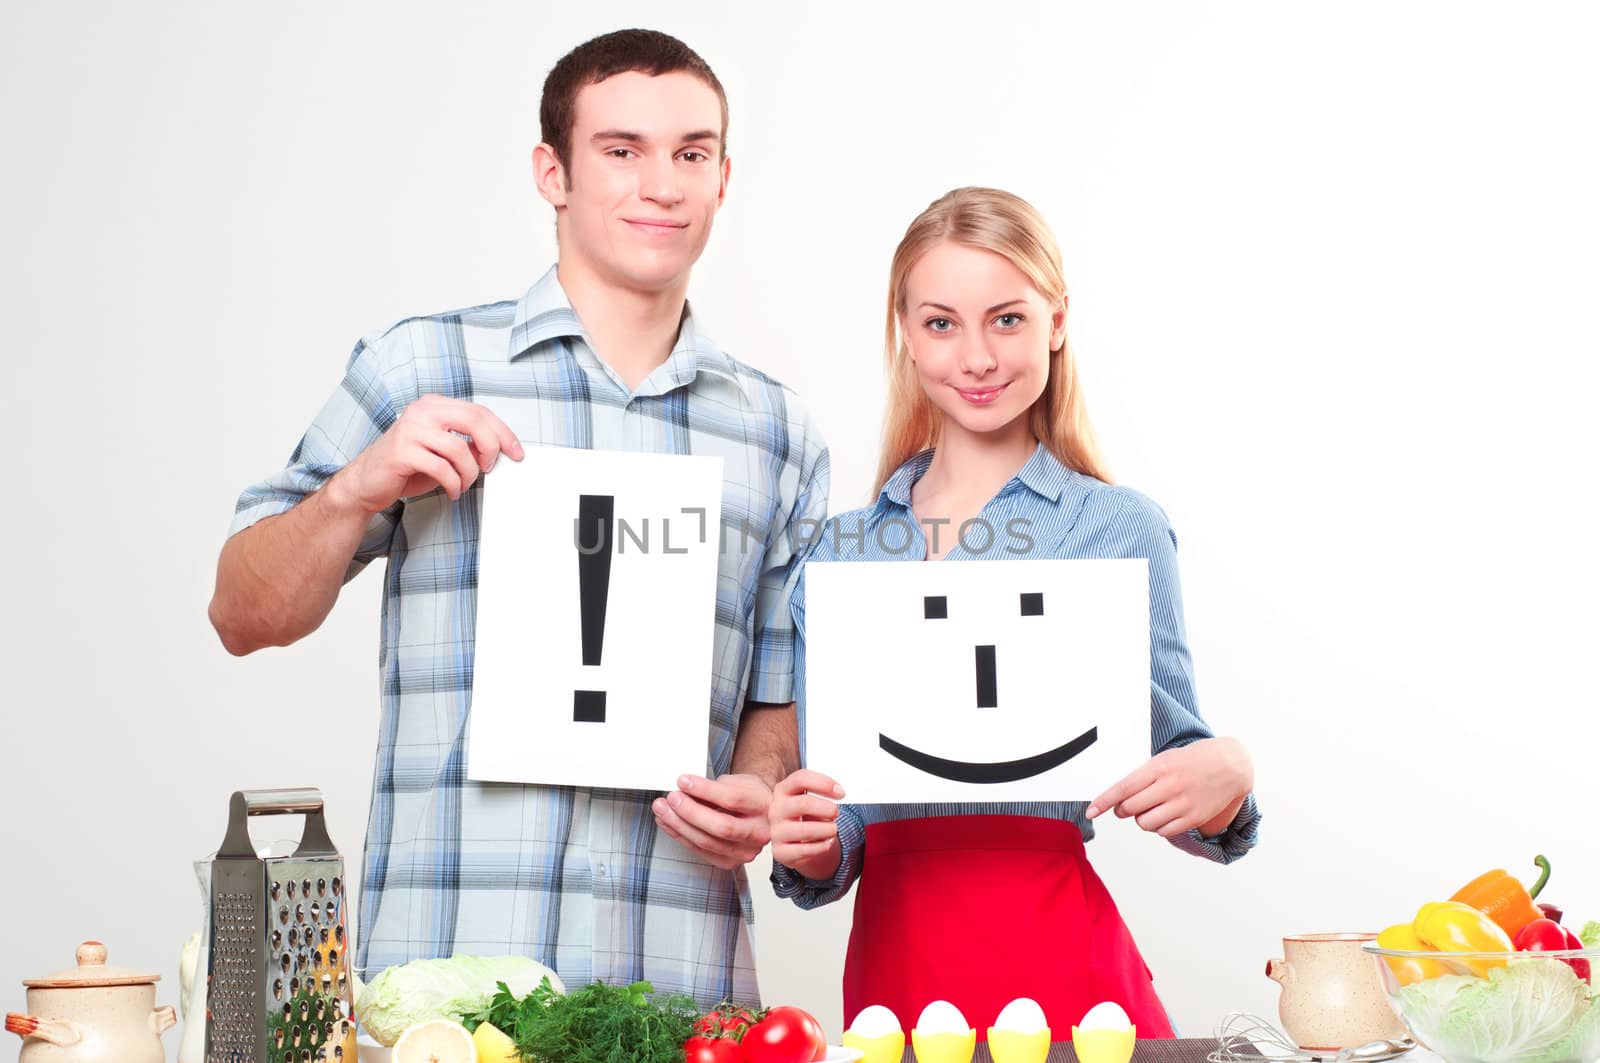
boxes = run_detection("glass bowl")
[1365,944,1600,1063]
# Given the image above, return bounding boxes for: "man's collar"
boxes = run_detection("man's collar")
[504,264,739,385]
[506,265,587,358]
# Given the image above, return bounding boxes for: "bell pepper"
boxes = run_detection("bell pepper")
[1562,927,1593,983]
[1450,855,1551,939]
[1414,901,1512,976]
[1377,922,1450,986]
[1514,918,1592,983]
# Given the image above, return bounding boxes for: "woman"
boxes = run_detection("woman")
[768,187,1259,1038]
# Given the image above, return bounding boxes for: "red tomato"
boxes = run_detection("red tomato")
[695,1005,765,1042]
[804,1012,829,1062]
[744,1007,827,1063]
[688,1037,745,1063]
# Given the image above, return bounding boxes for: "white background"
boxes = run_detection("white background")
[3,1,1598,1054]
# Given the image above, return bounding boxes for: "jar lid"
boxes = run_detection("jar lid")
[23,942,160,988]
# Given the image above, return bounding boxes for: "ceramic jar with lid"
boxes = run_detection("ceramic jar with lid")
[5,941,177,1063]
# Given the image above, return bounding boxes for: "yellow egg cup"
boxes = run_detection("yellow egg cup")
[1071,1026,1136,1063]
[987,1028,1051,1063]
[912,1028,976,1063]
[845,1029,907,1063]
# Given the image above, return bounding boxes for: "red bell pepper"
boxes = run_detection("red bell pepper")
[1513,918,1592,982]
[1562,927,1592,983]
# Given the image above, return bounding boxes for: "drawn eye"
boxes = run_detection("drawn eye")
[923,596,948,620]
[1020,592,1044,616]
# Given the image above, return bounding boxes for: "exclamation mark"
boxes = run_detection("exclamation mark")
[575,493,614,723]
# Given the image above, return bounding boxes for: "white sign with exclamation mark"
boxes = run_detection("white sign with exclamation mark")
[467,445,724,791]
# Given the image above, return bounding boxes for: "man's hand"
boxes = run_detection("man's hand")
[652,773,775,870]
[1086,736,1253,838]
[209,394,524,655]
[769,769,845,881]
[327,394,524,514]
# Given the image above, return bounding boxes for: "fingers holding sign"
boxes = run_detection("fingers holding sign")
[330,395,525,514]
[653,773,775,871]
[1087,737,1252,838]
[768,770,845,881]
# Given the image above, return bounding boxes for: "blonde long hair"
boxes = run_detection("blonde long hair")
[873,187,1110,495]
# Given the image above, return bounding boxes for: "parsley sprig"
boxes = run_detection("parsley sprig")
[463,977,704,1063]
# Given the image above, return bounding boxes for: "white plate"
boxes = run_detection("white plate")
[823,1047,867,1063]
[355,1032,392,1063]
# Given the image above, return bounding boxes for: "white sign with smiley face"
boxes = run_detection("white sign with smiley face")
[803,558,1150,803]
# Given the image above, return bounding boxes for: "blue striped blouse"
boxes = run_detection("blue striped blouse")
[770,442,1261,908]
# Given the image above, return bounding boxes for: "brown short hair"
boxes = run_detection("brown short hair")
[540,29,729,170]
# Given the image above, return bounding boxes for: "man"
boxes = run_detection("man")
[209,29,829,1006]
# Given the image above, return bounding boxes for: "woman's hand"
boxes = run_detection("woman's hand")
[769,769,846,881]
[1087,736,1253,837]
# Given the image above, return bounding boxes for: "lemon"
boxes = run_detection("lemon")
[472,1021,519,1063]
[393,1018,478,1063]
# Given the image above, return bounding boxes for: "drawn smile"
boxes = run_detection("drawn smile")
[877,726,1098,784]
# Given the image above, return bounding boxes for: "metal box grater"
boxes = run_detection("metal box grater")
[205,789,355,1063]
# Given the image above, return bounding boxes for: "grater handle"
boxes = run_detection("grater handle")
[217,788,339,858]
[240,788,323,815]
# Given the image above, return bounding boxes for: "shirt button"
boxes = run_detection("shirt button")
[595,863,607,877]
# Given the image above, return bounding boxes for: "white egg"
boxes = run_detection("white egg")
[915,1000,970,1034]
[1077,1002,1131,1031]
[850,1005,903,1038]
[992,998,1049,1035]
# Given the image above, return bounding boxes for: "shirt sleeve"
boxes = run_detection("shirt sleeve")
[770,802,866,909]
[1094,493,1262,864]
[226,332,411,582]
[745,406,831,704]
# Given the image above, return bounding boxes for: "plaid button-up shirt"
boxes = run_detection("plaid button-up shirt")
[230,265,829,1006]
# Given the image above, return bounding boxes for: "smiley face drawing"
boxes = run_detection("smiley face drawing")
[876,591,1100,784]
[803,558,1150,803]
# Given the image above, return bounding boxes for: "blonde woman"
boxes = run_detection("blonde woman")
[768,188,1259,1037]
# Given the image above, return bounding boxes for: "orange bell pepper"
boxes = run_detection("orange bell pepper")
[1450,855,1551,940]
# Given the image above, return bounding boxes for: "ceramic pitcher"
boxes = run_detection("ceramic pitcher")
[1266,932,1407,1051]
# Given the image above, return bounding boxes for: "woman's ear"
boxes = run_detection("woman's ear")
[1050,295,1069,350]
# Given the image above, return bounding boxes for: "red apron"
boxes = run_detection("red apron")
[842,815,1175,1040]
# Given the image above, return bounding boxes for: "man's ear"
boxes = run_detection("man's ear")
[533,142,569,207]
[716,153,731,210]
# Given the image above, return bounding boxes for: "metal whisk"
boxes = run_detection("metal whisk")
[1207,1012,1415,1063]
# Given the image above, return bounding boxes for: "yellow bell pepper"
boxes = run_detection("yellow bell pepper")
[1377,922,1450,986]
[1413,901,1512,976]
